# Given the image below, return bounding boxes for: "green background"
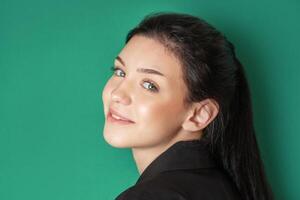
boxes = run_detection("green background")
[1,0,299,199]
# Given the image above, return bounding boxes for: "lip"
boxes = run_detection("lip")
[107,108,135,123]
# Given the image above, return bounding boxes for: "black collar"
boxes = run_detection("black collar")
[135,139,218,185]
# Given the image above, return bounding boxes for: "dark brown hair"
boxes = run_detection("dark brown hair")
[124,11,274,200]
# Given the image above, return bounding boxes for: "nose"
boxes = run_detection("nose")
[111,82,132,105]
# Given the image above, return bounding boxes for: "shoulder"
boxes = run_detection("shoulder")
[143,168,236,191]
[115,169,241,200]
[115,176,189,200]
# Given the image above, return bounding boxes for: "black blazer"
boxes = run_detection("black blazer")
[115,139,242,200]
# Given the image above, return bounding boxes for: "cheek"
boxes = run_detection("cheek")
[133,99,184,146]
[137,102,162,121]
[136,95,184,132]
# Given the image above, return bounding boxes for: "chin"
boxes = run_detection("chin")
[103,130,131,148]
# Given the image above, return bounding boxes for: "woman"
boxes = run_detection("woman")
[102,12,274,200]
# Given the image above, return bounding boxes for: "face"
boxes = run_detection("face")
[102,35,190,149]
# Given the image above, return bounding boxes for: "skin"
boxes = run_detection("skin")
[102,35,219,174]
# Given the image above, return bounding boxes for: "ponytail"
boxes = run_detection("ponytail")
[204,46,274,200]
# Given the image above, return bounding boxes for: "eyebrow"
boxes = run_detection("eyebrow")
[115,56,166,77]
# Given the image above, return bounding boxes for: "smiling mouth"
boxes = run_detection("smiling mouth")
[107,110,135,125]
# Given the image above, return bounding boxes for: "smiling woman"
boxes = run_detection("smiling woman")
[101,12,274,200]
[102,34,194,153]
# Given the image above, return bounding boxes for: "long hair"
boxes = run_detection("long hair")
[124,12,274,200]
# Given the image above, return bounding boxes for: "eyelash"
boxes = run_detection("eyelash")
[110,66,159,93]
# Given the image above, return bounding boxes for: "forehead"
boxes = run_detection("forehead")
[116,35,183,81]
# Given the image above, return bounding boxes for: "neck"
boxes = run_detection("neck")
[131,130,202,175]
[131,139,174,175]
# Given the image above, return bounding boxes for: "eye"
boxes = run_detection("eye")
[110,66,159,93]
[142,79,159,93]
[110,66,125,77]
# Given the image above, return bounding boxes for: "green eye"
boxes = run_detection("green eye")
[142,80,159,92]
[109,66,159,93]
[110,66,125,77]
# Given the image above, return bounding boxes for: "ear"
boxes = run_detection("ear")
[182,98,219,132]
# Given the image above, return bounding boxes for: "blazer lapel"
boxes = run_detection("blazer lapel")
[135,139,218,185]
